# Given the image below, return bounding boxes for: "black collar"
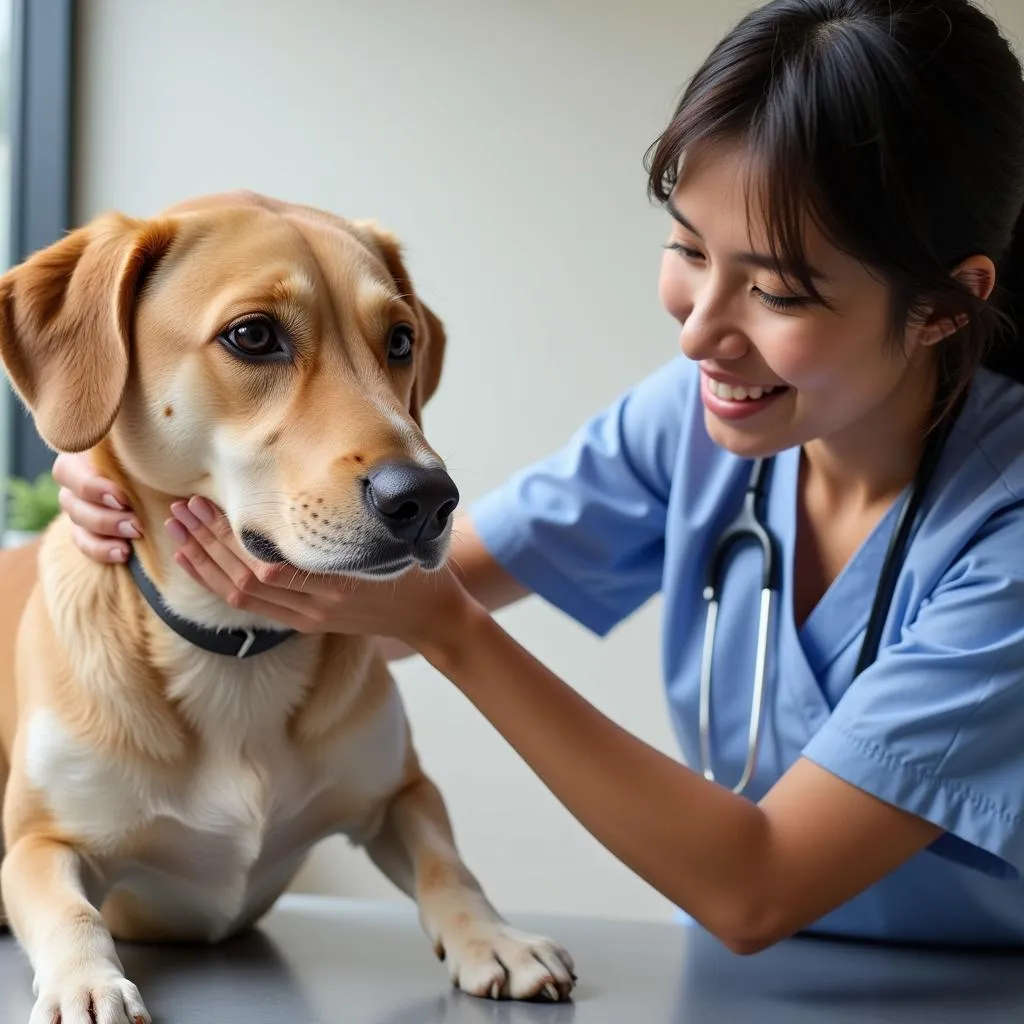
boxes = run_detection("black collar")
[128,549,296,659]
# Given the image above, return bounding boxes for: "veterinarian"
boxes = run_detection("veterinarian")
[54,0,1024,953]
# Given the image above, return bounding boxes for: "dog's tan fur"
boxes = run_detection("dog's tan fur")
[0,191,574,1024]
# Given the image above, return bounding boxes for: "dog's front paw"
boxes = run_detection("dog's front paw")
[435,921,576,1002]
[30,967,150,1024]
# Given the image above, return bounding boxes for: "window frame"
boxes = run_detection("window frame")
[0,0,74,533]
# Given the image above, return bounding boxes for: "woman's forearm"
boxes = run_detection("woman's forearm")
[162,495,936,945]
[416,601,775,947]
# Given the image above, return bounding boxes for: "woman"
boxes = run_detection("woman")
[53,0,1024,952]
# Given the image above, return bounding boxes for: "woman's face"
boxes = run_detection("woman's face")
[657,141,938,462]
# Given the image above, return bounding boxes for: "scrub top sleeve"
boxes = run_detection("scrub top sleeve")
[468,356,693,636]
[802,505,1024,880]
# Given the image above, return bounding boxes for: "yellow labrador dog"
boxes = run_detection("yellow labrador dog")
[0,191,575,1024]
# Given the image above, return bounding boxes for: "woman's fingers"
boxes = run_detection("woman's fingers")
[179,496,293,585]
[167,499,459,642]
[53,451,141,563]
[172,545,322,633]
[180,496,336,596]
[58,486,141,542]
[52,451,133,512]
[69,523,132,565]
[167,503,336,630]
[167,503,255,595]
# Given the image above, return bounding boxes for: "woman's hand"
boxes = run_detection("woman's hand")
[165,496,481,650]
[51,449,520,653]
[50,450,493,651]
[52,452,143,563]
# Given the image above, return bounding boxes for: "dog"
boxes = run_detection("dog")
[0,191,575,1024]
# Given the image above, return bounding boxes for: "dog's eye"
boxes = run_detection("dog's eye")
[218,316,289,362]
[387,324,414,366]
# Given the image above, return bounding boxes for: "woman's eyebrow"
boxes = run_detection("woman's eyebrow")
[665,198,829,283]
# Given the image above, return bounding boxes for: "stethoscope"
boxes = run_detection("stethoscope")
[698,388,961,796]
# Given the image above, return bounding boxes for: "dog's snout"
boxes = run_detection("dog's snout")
[364,461,459,543]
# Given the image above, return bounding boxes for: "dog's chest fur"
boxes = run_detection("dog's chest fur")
[24,631,408,941]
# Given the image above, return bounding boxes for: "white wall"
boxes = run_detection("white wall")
[74,0,1024,924]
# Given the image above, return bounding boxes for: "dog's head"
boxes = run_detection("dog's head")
[0,190,456,576]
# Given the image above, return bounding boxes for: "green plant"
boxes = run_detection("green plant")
[5,471,61,532]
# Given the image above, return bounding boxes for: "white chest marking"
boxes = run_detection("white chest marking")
[23,707,314,859]
[23,666,408,939]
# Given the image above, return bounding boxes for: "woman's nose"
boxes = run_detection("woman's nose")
[676,283,748,363]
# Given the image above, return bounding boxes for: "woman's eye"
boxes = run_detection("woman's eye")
[665,241,705,261]
[387,323,415,365]
[218,316,290,361]
[754,288,810,313]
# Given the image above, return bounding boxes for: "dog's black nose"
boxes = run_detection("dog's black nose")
[365,461,459,543]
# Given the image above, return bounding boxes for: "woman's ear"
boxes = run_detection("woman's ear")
[0,213,177,452]
[912,254,997,348]
[953,254,996,303]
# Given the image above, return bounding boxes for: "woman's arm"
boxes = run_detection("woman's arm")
[166,498,942,953]
[417,598,942,953]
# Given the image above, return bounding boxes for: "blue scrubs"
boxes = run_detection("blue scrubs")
[470,356,1024,946]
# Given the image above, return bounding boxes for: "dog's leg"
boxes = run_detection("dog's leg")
[1,833,150,1024]
[365,773,576,1001]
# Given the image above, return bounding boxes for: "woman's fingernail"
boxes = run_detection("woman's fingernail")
[172,503,200,531]
[110,545,128,563]
[165,518,189,544]
[103,494,126,511]
[189,497,215,524]
[118,520,141,539]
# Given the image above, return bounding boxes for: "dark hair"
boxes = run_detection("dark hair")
[644,0,1024,414]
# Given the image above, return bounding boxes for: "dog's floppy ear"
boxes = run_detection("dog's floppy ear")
[0,213,176,452]
[352,221,448,428]
[412,300,447,425]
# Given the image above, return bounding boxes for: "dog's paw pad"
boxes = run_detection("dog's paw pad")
[441,924,576,1002]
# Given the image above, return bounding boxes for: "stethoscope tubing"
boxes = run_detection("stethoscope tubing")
[697,385,962,797]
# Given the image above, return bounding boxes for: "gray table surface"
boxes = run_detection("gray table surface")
[1,894,1022,1022]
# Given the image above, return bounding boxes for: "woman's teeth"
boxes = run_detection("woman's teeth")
[707,379,782,401]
